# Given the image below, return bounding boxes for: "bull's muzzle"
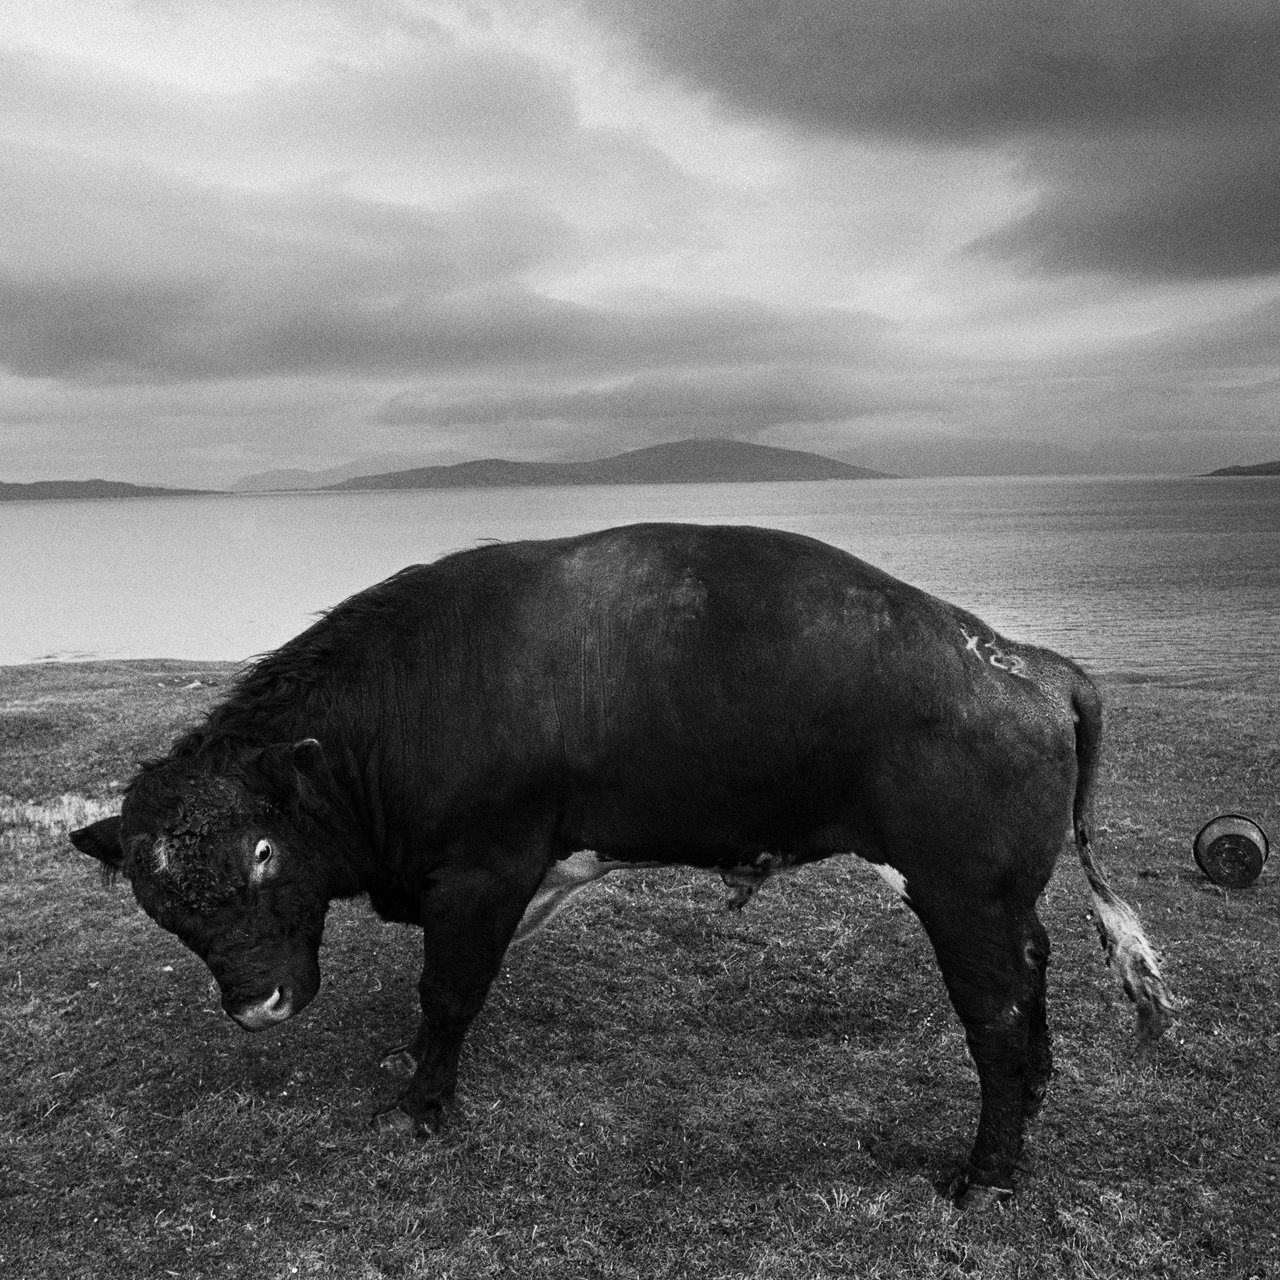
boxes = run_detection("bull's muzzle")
[227,985,295,1031]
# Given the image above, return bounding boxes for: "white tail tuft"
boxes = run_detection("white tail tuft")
[1078,836,1176,1039]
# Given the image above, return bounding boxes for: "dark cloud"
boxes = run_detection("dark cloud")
[585,0,1278,140]
[239,291,878,381]
[0,148,597,379]
[0,258,880,384]
[0,276,212,378]
[377,367,917,439]
[977,125,1280,279]
[0,39,735,385]
[584,0,1280,280]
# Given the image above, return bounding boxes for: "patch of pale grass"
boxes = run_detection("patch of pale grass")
[0,792,119,833]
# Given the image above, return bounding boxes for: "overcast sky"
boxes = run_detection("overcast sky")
[2,0,1277,484]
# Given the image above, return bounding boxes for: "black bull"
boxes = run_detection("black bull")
[71,522,1173,1204]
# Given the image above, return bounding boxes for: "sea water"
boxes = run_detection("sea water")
[2,475,1277,686]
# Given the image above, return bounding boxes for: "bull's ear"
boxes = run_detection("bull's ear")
[251,738,327,803]
[70,816,125,871]
[290,738,326,782]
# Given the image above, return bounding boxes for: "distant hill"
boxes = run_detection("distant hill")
[329,439,893,492]
[232,453,441,492]
[1206,460,1280,476]
[0,479,220,502]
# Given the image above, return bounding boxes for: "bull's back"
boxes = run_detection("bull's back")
[416,524,1086,864]
[533,522,1076,741]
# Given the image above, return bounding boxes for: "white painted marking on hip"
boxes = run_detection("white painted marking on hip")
[958,626,1030,679]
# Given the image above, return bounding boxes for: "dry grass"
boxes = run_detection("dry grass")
[0,795,119,840]
[2,660,1278,1279]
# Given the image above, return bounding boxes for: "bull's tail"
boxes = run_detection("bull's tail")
[1071,678,1176,1040]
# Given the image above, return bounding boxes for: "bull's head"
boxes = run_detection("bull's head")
[71,739,331,1032]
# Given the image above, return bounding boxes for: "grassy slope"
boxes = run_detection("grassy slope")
[1,662,1278,1279]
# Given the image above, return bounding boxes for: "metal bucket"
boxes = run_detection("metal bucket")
[1193,814,1270,889]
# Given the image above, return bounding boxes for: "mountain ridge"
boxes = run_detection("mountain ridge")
[1205,460,1280,476]
[232,453,443,492]
[5,441,893,500]
[327,439,892,492]
[0,479,222,502]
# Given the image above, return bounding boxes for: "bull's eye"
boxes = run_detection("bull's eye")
[254,838,273,865]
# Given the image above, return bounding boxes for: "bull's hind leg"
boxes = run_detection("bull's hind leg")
[376,841,549,1137]
[1021,914,1053,1120]
[907,881,1054,1206]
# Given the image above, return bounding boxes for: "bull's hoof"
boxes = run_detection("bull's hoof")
[373,1100,442,1139]
[379,1049,419,1080]
[948,1174,1014,1211]
[374,1105,420,1138]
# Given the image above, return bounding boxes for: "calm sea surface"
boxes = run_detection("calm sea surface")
[3,475,1277,686]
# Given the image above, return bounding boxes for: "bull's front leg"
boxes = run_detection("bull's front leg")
[375,855,546,1137]
[382,973,490,1135]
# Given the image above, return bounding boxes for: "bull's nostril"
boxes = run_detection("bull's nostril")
[263,986,284,1012]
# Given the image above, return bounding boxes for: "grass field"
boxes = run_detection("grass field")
[2,660,1278,1279]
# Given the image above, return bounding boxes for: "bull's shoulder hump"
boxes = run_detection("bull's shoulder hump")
[547,522,882,586]
[389,526,886,605]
